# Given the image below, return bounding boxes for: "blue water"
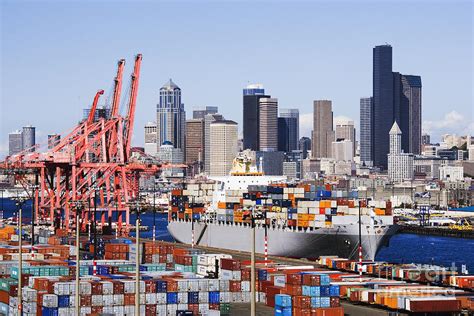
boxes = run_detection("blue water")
[2,198,473,271]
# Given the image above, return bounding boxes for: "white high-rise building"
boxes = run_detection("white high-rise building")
[388,122,414,183]
[439,165,464,181]
[332,139,354,161]
[144,122,158,156]
[209,120,238,176]
[259,98,278,151]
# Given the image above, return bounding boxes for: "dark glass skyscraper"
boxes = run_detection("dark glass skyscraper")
[279,109,299,152]
[360,97,373,166]
[373,45,394,168]
[399,75,422,155]
[243,84,270,151]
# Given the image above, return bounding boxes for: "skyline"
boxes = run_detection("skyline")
[1,1,473,158]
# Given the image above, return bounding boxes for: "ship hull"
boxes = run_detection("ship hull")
[168,221,398,260]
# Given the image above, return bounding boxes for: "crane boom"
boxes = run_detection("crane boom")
[124,54,142,160]
[86,90,105,125]
[110,59,126,117]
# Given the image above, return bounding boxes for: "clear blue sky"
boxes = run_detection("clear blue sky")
[1,0,472,157]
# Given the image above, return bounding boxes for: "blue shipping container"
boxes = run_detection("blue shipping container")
[329,285,340,296]
[58,295,69,308]
[167,292,178,304]
[209,291,220,304]
[275,294,292,307]
[188,292,199,304]
[42,307,59,316]
[311,297,321,308]
[320,285,330,297]
[274,307,292,316]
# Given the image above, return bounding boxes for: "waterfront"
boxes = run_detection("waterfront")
[1,200,473,271]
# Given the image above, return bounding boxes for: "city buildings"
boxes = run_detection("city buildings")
[439,165,464,182]
[332,139,353,162]
[278,109,299,152]
[359,97,373,166]
[156,141,185,177]
[185,118,205,168]
[335,119,356,155]
[372,45,394,168]
[299,137,311,159]
[258,98,278,151]
[387,122,414,183]
[255,151,285,175]
[209,120,238,176]
[422,133,431,145]
[144,122,158,156]
[22,125,36,153]
[242,84,270,151]
[193,106,218,119]
[156,79,186,150]
[8,130,23,155]
[312,100,334,158]
[204,113,224,174]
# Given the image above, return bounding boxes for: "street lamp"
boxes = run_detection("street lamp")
[90,185,99,275]
[30,184,39,253]
[243,207,264,316]
[69,200,83,316]
[128,198,144,316]
[12,193,28,316]
[153,182,157,243]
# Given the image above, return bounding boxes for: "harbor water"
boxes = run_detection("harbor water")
[1,199,473,271]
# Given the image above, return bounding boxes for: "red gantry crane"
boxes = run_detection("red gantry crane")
[0,54,186,235]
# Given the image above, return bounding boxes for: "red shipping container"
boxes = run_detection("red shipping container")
[145,304,156,316]
[302,274,320,286]
[293,307,312,316]
[293,296,311,309]
[330,297,340,307]
[229,280,241,292]
[311,307,344,316]
[285,284,303,296]
[287,273,303,285]
[221,258,241,271]
[408,299,461,312]
[80,295,92,306]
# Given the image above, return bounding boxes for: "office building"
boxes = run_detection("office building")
[209,120,238,176]
[360,97,373,166]
[144,122,158,156]
[387,122,414,183]
[193,106,218,119]
[396,74,422,154]
[279,109,299,151]
[259,98,278,151]
[312,100,334,158]
[185,119,205,167]
[242,84,270,151]
[156,141,185,177]
[373,45,394,168]
[8,130,23,155]
[335,119,356,154]
[156,79,186,149]
[284,150,303,179]
[422,133,431,145]
[47,134,61,150]
[204,113,224,173]
[332,139,354,162]
[256,151,285,175]
[299,137,311,159]
[22,125,36,153]
[439,165,464,182]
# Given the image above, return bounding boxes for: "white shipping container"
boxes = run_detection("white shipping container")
[177,292,188,304]
[219,292,231,303]
[241,280,250,292]
[22,287,37,302]
[91,295,103,306]
[198,291,209,303]
[208,279,219,291]
[102,294,114,306]
[177,280,188,292]
[156,293,167,304]
[113,294,124,306]
[188,279,199,291]
[167,304,178,315]
[102,281,113,295]
[43,294,58,308]
[199,304,209,314]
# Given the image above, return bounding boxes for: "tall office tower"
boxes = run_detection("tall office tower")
[8,130,23,155]
[373,45,394,168]
[47,134,61,149]
[335,119,356,154]
[156,79,186,149]
[360,97,373,166]
[185,119,204,167]
[209,120,238,176]
[144,122,158,156]
[22,125,36,152]
[312,100,334,158]
[259,98,278,151]
[398,74,422,154]
[388,122,413,183]
[279,109,299,151]
[298,136,311,159]
[243,84,270,150]
[193,106,218,119]
[204,113,224,173]
[422,133,431,145]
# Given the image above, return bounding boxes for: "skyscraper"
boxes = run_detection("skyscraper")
[8,130,22,155]
[360,97,373,166]
[259,98,278,151]
[243,84,270,151]
[156,79,186,149]
[422,133,431,145]
[299,137,311,159]
[278,109,299,152]
[388,122,414,182]
[335,119,356,154]
[144,122,158,156]
[204,113,224,173]
[373,45,394,168]
[193,106,218,119]
[185,119,205,166]
[312,100,334,158]
[209,120,238,176]
[22,125,36,152]
[399,75,422,154]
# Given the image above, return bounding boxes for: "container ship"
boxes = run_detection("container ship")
[168,153,398,261]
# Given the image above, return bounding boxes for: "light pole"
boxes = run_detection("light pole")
[69,200,83,316]
[13,193,27,316]
[30,184,39,254]
[128,199,143,316]
[90,185,99,275]
[153,182,156,243]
